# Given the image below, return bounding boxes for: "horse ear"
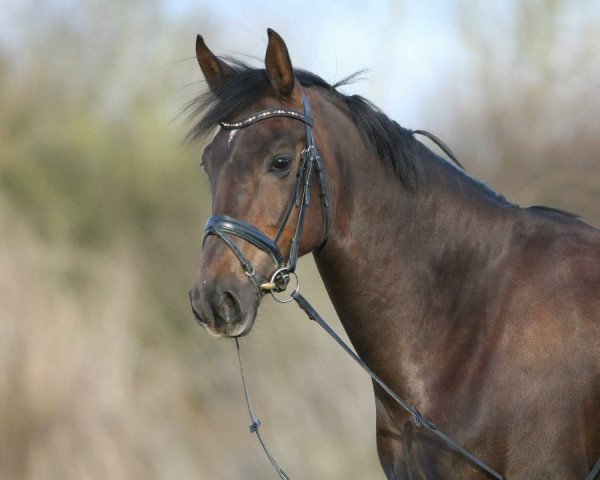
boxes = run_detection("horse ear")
[265,29,296,97]
[196,35,234,91]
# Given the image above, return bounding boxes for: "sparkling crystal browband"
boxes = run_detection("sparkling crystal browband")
[219,108,313,130]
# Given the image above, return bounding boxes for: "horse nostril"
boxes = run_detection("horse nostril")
[216,291,241,324]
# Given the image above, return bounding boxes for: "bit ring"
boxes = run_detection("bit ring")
[269,268,299,303]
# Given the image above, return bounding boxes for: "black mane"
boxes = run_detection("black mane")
[186,60,423,190]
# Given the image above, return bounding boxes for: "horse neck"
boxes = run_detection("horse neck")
[311,101,517,397]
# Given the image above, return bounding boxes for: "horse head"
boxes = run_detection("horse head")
[189,30,329,337]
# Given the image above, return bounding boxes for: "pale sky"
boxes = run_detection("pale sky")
[3,0,594,130]
[163,0,468,125]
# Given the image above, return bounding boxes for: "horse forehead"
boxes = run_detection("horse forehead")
[212,121,299,155]
[205,128,264,174]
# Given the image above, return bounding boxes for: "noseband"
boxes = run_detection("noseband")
[203,92,330,298]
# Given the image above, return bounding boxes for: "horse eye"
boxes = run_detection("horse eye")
[270,156,292,172]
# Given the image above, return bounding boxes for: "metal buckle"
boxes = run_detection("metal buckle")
[301,144,316,158]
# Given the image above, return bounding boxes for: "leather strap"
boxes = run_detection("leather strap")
[291,291,505,480]
[205,214,283,266]
[586,457,600,480]
[235,339,290,480]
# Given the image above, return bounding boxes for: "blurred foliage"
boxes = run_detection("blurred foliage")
[0,1,598,480]
[0,2,379,479]
[0,0,213,340]
[445,0,600,226]
[0,5,201,249]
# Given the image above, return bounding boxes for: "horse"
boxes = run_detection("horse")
[187,29,600,479]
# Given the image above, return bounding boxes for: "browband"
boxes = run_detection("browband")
[219,108,313,130]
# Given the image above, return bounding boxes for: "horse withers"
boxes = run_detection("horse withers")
[188,29,600,479]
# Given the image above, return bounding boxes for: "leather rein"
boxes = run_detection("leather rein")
[201,91,600,480]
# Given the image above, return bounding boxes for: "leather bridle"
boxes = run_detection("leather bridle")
[200,90,600,480]
[201,90,506,480]
[203,92,330,300]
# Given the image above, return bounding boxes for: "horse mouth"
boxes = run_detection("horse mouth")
[209,316,255,338]
[190,298,256,338]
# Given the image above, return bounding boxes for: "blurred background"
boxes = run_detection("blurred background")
[1,0,599,479]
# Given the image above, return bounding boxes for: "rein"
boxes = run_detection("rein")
[202,91,600,479]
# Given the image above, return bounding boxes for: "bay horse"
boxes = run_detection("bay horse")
[188,29,600,479]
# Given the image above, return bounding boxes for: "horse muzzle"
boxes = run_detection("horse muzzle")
[189,277,258,338]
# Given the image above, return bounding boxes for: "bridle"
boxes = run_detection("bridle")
[199,90,600,480]
[203,91,330,301]
[201,89,505,480]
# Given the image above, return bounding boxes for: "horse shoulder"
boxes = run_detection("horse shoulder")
[498,214,600,380]
[517,214,600,308]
